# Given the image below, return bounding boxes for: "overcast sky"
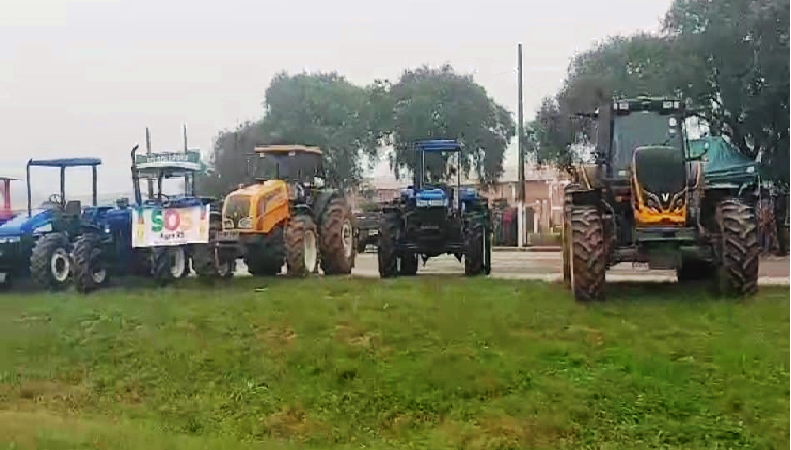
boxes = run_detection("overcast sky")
[1,0,671,201]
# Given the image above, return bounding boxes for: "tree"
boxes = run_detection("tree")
[664,0,790,187]
[528,33,693,170]
[197,120,264,196]
[260,72,385,187]
[387,64,515,184]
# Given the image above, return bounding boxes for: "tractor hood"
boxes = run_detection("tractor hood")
[415,189,448,207]
[690,137,760,187]
[0,208,54,237]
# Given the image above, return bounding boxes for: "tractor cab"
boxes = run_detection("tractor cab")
[594,97,688,228]
[131,147,208,209]
[250,145,325,193]
[406,139,464,222]
[0,177,17,225]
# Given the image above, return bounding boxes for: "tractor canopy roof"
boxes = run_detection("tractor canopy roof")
[28,157,102,168]
[688,136,763,184]
[413,139,462,153]
[134,150,210,179]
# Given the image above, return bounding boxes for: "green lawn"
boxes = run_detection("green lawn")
[0,277,788,449]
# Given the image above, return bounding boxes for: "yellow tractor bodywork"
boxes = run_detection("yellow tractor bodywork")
[222,180,290,234]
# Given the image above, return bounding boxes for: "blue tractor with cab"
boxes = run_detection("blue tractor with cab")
[71,144,227,292]
[0,157,106,290]
[377,139,492,277]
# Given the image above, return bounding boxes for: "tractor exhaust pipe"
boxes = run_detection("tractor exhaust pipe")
[131,144,141,205]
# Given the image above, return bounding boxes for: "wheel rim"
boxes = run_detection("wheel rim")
[342,220,353,259]
[169,247,186,277]
[304,230,318,272]
[91,248,107,284]
[50,249,70,282]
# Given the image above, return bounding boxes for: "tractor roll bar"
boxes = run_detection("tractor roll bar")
[26,157,102,217]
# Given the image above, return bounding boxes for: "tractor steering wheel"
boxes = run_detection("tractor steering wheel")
[48,193,64,206]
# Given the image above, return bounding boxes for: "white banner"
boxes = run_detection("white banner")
[132,205,210,248]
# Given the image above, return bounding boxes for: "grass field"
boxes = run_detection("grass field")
[0,277,788,449]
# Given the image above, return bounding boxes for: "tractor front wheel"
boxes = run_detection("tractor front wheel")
[464,223,485,276]
[377,212,399,278]
[399,253,419,276]
[319,197,356,275]
[151,247,173,286]
[30,232,72,291]
[570,206,606,302]
[285,214,319,277]
[715,199,760,296]
[73,234,110,293]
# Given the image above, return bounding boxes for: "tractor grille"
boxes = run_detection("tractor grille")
[412,206,447,230]
[0,241,23,273]
[223,194,251,229]
[634,147,685,208]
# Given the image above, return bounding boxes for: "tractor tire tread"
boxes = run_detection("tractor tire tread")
[319,196,356,275]
[377,212,399,278]
[570,206,606,302]
[30,232,71,291]
[72,234,107,293]
[718,199,760,296]
[285,214,317,277]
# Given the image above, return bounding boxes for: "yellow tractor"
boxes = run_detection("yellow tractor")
[209,144,357,277]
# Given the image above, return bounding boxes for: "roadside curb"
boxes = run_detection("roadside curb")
[493,246,560,252]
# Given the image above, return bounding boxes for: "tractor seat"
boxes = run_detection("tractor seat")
[65,200,82,215]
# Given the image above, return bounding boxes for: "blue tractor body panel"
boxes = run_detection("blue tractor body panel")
[0,209,55,237]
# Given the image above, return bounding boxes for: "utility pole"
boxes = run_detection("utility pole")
[145,127,153,199]
[517,43,525,247]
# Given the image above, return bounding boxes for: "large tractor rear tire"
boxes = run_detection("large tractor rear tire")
[73,234,110,293]
[716,199,760,296]
[570,206,606,302]
[30,232,72,291]
[464,223,485,276]
[561,184,579,289]
[319,197,356,275]
[285,214,319,277]
[377,212,399,278]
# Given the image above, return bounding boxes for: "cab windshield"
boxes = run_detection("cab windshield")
[612,111,683,172]
[252,152,322,183]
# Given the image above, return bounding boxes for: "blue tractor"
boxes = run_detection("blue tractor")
[71,145,227,293]
[377,139,492,277]
[0,158,106,290]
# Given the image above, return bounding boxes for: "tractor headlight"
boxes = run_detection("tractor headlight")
[416,199,429,208]
[663,100,673,109]
[104,226,111,234]
[238,217,253,229]
[0,236,20,244]
[223,218,234,229]
[746,166,755,174]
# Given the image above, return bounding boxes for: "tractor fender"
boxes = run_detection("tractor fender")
[311,190,344,227]
[291,203,313,218]
[569,188,603,208]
